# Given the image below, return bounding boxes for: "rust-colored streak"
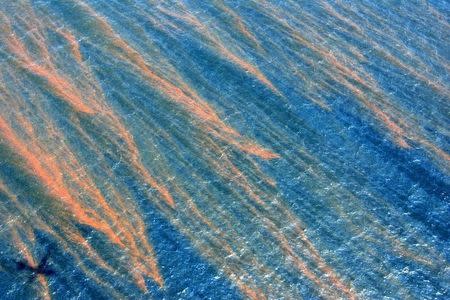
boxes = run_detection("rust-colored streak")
[76,1,278,160]
[0,115,163,289]
[58,29,84,63]
[0,116,118,246]
[159,6,279,94]
[1,1,445,299]
[2,28,94,115]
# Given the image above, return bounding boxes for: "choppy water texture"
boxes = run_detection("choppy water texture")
[0,0,449,299]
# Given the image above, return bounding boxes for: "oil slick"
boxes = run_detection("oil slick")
[0,0,448,299]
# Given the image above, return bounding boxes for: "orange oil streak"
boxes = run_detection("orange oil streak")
[5,2,445,299]
[58,29,84,63]
[0,115,164,288]
[282,212,357,299]
[192,130,356,298]
[4,36,94,114]
[45,21,176,208]
[0,116,121,246]
[204,141,355,298]
[255,0,450,167]
[1,178,119,276]
[213,0,262,49]
[320,1,450,159]
[77,1,278,160]
[160,6,279,94]
[0,5,281,297]
[260,205,357,300]
[235,280,268,300]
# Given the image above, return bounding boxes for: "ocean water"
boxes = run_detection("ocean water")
[0,0,449,299]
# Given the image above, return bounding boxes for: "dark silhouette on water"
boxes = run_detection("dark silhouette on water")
[15,250,55,282]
